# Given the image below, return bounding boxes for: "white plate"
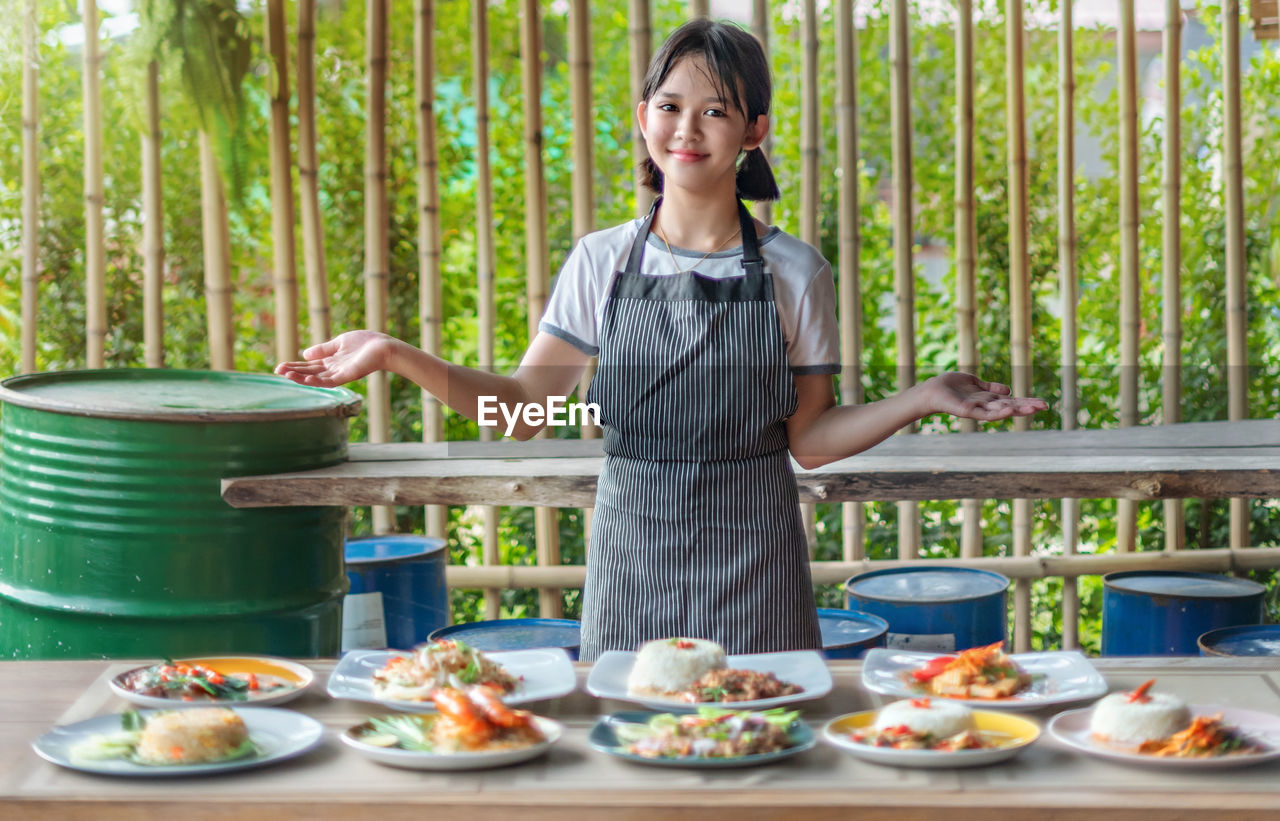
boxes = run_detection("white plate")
[585,650,832,711]
[822,709,1041,769]
[341,715,562,771]
[1048,704,1280,769]
[860,648,1107,711]
[108,656,315,709]
[327,648,576,711]
[31,707,325,776]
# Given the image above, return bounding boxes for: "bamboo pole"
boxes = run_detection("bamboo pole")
[444,547,1280,591]
[799,0,820,555]
[751,0,771,226]
[836,0,864,562]
[416,0,447,540]
[890,0,919,559]
[689,0,708,19]
[521,0,561,618]
[630,0,652,217]
[142,60,164,369]
[1117,0,1140,553]
[1223,0,1249,548]
[267,0,299,364]
[199,133,235,370]
[473,0,500,618]
[570,0,599,556]
[1162,0,1185,551]
[82,0,105,368]
[955,0,982,560]
[366,0,393,533]
[1005,0,1032,651]
[20,0,39,375]
[298,0,332,346]
[1058,0,1081,649]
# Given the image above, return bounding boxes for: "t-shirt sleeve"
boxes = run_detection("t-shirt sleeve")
[789,259,841,375]
[538,241,601,356]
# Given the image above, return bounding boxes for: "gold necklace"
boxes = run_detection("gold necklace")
[656,225,741,274]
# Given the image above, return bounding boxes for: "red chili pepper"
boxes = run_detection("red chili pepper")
[910,698,932,708]
[1127,679,1156,703]
[910,655,956,683]
[246,673,259,690]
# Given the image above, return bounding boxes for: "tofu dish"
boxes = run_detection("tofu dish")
[908,641,1032,700]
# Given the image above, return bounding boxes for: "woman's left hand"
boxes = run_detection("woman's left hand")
[920,372,1048,421]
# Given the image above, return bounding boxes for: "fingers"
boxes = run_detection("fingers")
[301,338,341,361]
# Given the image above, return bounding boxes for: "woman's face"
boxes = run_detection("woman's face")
[637,56,767,199]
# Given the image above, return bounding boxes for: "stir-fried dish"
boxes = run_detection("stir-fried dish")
[355,686,544,753]
[909,642,1032,699]
[119,661,294,702]
[1138,714,1266,758]
[372,639,520,701]
[613,707,800,759]
[680,668,803,703]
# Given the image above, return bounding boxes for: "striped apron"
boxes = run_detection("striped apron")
[578,200,822,662]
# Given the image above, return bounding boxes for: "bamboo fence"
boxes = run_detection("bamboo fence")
[13,1,1272,647]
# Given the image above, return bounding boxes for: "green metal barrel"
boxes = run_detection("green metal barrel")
[0,369,362,659]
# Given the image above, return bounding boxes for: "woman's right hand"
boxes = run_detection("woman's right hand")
[274,330,400,388]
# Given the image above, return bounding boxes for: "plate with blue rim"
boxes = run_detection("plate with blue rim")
[587,709,815,768]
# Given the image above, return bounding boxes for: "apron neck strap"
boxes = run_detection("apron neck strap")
[736,199,764,277]
[624,197,765,276]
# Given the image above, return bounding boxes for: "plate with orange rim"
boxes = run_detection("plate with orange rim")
[860,648,1107,711]
[109,656,314,708]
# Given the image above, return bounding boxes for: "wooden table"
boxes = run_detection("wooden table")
[4,657,1280,820]
[221,419,1280,508]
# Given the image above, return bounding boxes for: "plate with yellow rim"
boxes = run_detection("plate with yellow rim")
[109,656,315,708]
[822,709,1041,768]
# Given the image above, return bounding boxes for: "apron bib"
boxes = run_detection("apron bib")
[578,200,821,661]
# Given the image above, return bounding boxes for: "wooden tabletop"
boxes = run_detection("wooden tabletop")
[220,419,1280,508]
[4,656,1280,820]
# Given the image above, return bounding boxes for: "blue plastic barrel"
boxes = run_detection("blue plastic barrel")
[1198,624,1280,657]
[844,566,1009,652]
[344,535,450,651]
[1102,570,1264,656]
[429,618,581,660]
[817,608,889,659]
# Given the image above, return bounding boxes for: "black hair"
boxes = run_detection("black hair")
[638,19,780,202]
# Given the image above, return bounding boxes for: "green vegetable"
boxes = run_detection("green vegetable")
[363,714,438,752]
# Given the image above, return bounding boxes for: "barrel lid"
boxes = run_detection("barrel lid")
[0,369,361,422]
[428,619,581,652]
[845,566,1010,603]
[817,608,889,649]
[346,535,447,564]
[1104,570,1265,599]
[1198,625,1280,657]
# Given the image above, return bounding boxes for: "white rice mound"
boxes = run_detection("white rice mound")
[873,698,975,738]
[1089,690,1191,745]
[626,637,727,695]
[135,707,250,765]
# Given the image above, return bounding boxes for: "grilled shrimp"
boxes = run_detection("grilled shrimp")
[468,685,534,729]
[430,687,496,748]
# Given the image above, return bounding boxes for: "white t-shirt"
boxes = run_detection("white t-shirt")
[538,218,841,375]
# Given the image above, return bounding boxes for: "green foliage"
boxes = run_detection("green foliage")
[2,0,1280,649]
